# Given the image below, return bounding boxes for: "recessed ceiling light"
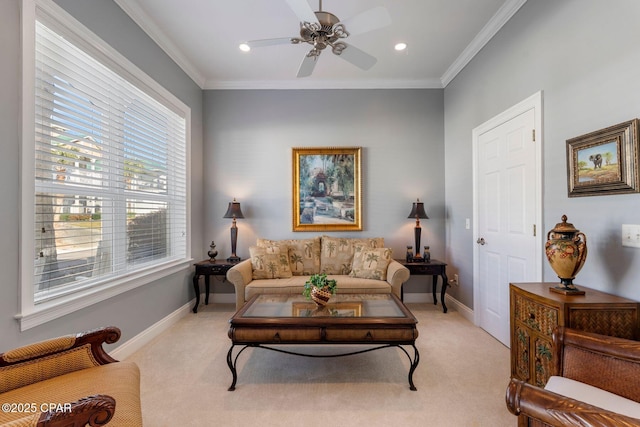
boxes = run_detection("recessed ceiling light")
[394,42,407,51]
[239,43,251,52]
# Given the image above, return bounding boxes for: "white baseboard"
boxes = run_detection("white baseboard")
[205,292,475,320]
[109,300,193,360]
[403,292,432,304]
[209,292,475,319]
[447,296,474,323]
[209,293,235,304]
[109,292,476,360]
[403,292,474,323]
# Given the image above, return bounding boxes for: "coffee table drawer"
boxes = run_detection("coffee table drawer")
[230,328,322,343]
[325,328,418,342]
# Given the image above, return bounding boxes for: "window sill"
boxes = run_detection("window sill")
[16,258,193,331]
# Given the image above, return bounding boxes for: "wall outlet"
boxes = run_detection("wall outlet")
[622,224,640,248]
[465,218,470,230]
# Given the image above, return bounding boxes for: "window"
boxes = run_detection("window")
[20,0,190,329]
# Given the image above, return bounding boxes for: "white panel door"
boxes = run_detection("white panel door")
[474,94,542,348]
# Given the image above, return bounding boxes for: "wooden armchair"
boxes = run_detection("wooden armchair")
[506,326,640,427]
[0,326,142,427]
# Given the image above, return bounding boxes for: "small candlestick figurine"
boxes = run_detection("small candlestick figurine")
[423,246,431,262]
[207,241,218,261]
[406,246,414,262]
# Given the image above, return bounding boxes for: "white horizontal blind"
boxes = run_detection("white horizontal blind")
[33,18,187,303]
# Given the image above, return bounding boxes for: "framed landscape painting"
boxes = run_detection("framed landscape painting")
[566,119,639,197]
[292,147,362,231]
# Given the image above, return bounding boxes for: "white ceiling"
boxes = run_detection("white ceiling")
[114,0,526,90]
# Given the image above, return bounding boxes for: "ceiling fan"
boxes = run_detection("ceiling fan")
[241,0,392,78]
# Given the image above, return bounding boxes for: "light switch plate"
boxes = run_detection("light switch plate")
[622,224,640,248]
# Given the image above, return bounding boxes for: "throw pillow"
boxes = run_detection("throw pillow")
[249,245,292,279]
[320,236,385,275]
[350,247,393,280]
[257,237,321,275]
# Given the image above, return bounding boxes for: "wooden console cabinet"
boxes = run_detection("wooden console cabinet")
[510,282,640,387]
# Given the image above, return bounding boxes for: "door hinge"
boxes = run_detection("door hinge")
[532,129,536,142]
[533,224,536,237]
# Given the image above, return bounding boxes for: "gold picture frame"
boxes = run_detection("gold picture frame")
[567,119,640,197]
[292,147,362,231]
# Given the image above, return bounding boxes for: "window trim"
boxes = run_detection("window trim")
[19,0,191,331]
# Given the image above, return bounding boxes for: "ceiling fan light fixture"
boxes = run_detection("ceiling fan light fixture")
[245,1,391,77]
[394,42,407,51]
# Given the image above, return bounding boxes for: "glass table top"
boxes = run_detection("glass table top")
[239,294,408,319]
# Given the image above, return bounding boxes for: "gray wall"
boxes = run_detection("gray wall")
[4,0,639,351]
[203,89,445,295]
[444,0,640,308]
[0,0,204,351]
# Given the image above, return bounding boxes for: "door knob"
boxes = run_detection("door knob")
[476,238,486,245]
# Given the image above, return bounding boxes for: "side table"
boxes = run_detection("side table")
[192,259,238,313]
[397,259,449,313]
[510,282,640,387]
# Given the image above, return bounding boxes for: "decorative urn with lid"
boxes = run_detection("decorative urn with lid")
[545,215,587,295]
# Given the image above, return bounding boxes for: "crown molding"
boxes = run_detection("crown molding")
[204,78,443,90]
[114,0,206,88]
[116,0,525,91]
[440,0,527,87]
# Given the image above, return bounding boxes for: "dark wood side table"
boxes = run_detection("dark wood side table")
[192,259,239,313]
[397,259,449,313]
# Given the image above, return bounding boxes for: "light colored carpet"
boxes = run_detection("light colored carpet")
[126,302,516,426]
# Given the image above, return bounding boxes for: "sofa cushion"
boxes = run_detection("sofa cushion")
[0,362,142,426]
[249,245,293,279]
[545,376,640,420]
[245,275,393,300]
[258,237,321,276]
[320,236,385,275]
[350,247,393,280]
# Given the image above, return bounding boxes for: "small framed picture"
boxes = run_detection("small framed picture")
[566,119,639,197]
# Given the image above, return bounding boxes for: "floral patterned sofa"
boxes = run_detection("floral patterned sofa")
[226,236,410,310]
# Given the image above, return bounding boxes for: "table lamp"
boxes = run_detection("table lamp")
[223,198,244,262]
[407,199,429,261]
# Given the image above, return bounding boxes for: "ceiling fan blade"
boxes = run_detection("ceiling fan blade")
[297,53,318,78]
[339,6,391,36]
[284,0,319,25]
[338,43,377,70]
[245,37,294,48]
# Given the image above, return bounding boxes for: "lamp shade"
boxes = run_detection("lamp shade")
[407,200,429,219]
[223,199,245,219]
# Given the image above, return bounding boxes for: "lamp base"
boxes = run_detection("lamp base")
[227,256,241,263]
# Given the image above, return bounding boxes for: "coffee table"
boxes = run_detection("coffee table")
[227,293,420,391]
